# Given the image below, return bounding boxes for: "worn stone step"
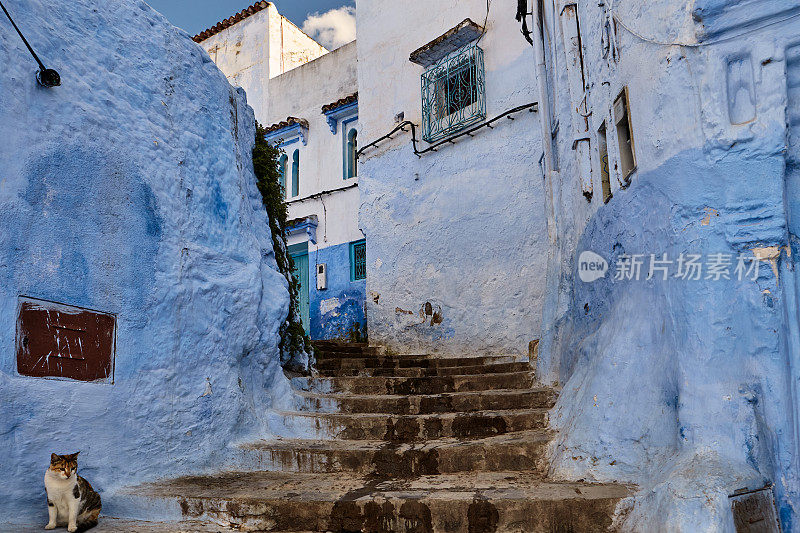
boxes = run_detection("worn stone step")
[312,340,369,350]
[314,354,522,370]
[318,361,532,378]
[10,518,237,532]
[233,430,550,477]
[293,387,557,414]
[272,408,549,441]
[118,471,630,533]
[292,371,535,395]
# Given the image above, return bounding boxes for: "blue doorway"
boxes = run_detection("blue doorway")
[288,242,310,335]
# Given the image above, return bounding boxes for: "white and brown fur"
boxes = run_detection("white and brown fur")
[44,453,101,532]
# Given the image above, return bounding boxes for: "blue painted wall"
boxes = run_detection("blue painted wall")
[535,2,800,528]
[0,0,289,524]
[309,241,367,341]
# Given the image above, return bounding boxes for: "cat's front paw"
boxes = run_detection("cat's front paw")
[44,523,55,530]
[67,525,77,533]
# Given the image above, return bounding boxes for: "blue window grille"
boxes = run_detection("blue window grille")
[421,43,486,142]
[350,240,366,281]
[291,149,299,197]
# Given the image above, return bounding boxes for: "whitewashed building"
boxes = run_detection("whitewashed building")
[263,43,365,341]
[197,4,365,340]
[193,1,328,123]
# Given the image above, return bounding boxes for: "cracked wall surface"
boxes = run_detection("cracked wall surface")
[357,1,548,357]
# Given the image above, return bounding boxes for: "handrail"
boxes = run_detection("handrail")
[357,102,538,159]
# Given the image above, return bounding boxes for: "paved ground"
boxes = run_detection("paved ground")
[5,518,234,532]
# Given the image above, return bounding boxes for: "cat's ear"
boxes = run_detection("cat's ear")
[67,452,80,460]
[51,453,59,463]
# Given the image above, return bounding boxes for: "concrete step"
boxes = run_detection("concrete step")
[317,361,532,377]
[233,430,550,477]
[292,371,535,395]
[314,354,523,371]
[118,471,630,533]
[271,408,549,441]
[292,387,557,414]
[9,518,236,532]
[312,340,369,351]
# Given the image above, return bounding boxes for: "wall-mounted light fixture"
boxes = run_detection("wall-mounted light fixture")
[0,0,60,87]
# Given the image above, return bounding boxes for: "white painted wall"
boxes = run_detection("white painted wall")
[199,4,328,123]
[266,42,362,250]
[357,0,547,356]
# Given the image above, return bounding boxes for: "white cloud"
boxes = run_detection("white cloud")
[301,6,356,50]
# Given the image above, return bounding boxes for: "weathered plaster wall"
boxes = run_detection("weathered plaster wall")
[357,0,548,356]
[536,0,800,529]
[267,42,365,340]
[310,242,367,341]
[267,7,329,80]
[0,0,290,523]
[199,3,327,123]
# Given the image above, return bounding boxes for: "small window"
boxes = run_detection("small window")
[346,128,358,179]
[614,87,636,182]
[350,240,366,281]
[421,43,486,142]
[291,149,300,198]
[278,154,288,197]
[598,122,612,203]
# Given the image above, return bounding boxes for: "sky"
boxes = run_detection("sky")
[146,0,356,49]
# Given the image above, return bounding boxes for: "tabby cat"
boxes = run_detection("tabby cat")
[44,453,101,532]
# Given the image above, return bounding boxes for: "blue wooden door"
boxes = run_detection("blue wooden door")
[290,251,310,335]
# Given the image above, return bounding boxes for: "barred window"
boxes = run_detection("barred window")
[421,43,486,142]
[350,240,366,281]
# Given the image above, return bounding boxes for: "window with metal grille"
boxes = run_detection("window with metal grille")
[421,43,486,142]
[350,240,366,281]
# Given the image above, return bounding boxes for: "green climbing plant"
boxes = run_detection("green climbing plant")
[252,123,310,371]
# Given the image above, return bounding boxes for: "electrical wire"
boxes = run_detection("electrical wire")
[0,0,45,70]
[0,0,59,86]
[476,0,492,45]
[611,4,800,48]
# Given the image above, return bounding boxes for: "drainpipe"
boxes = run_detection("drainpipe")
[530,0,558,245]
[529,0,564,383]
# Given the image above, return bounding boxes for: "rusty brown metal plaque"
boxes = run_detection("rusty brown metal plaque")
[730,486,780,533]
[16,297,116,382]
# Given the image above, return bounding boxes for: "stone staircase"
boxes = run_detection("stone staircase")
[118,341,629,532]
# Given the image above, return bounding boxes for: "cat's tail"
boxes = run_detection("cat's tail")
[73,519,98,533]
[74,509,100,532]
